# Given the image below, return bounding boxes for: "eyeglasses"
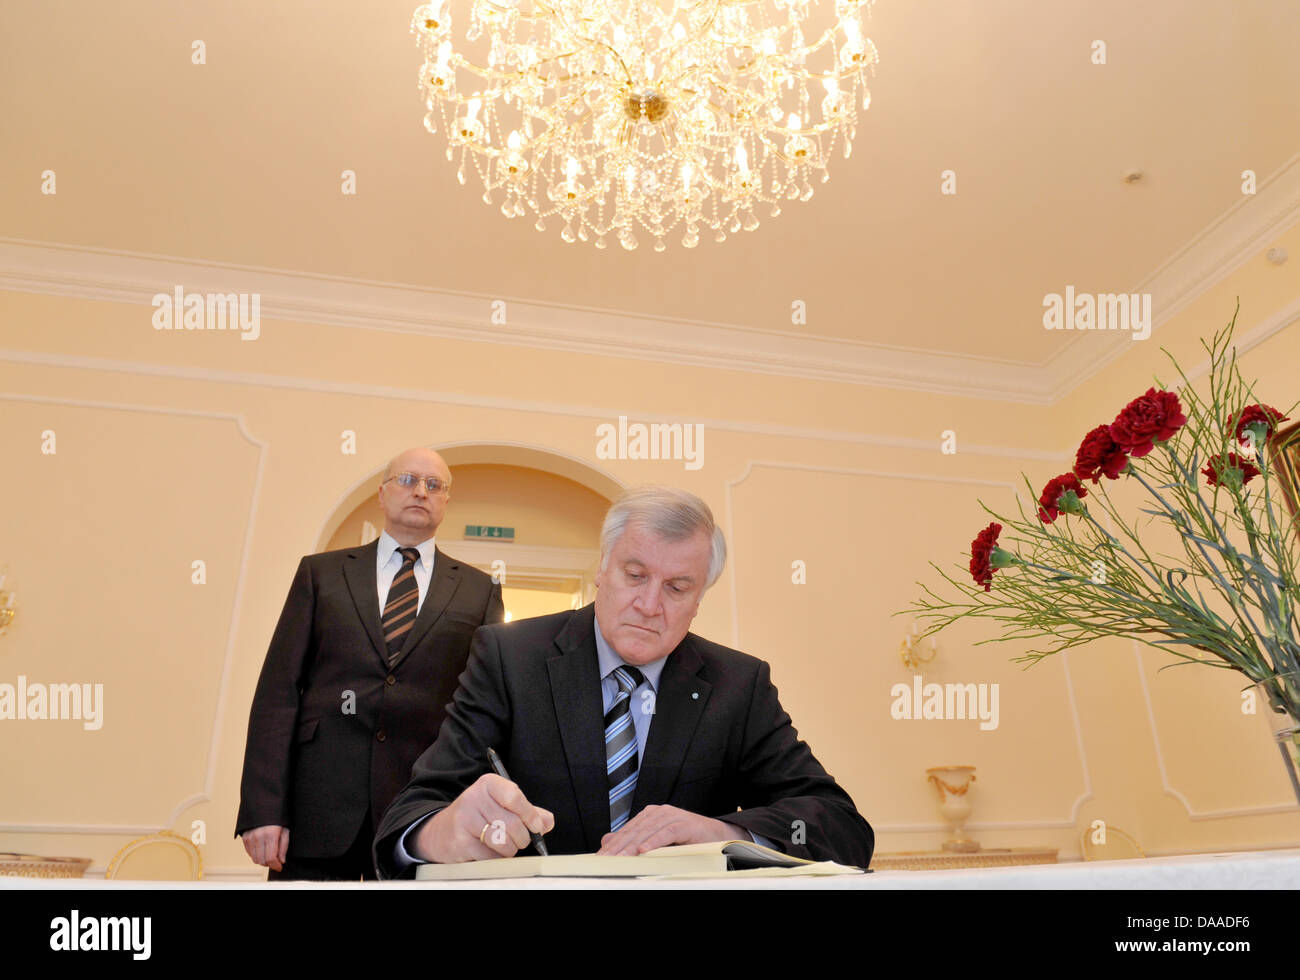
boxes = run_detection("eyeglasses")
[384,473,451,494]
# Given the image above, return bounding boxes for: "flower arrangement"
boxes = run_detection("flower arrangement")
[907,311,1300,796]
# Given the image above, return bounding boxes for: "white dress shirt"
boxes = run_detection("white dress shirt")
[376,531,436,615]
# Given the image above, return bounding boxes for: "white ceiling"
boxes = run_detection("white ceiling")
[2,0,1299,371]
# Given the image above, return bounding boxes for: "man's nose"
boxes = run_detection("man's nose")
[632,584,662,617]
[412,479,428,498]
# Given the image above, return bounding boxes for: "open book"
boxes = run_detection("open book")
[414,839,865,881]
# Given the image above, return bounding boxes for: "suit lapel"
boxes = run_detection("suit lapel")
[547,606,610,851]
[342,540,387,666]
[388,546,461,670]
[630,636,711,815]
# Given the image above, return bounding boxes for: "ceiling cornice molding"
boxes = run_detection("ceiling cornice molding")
[0,237,1053,403]
[0,151,1296,405]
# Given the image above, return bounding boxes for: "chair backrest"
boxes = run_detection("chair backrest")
[105,831,203,880]
[1080,824,1146,861]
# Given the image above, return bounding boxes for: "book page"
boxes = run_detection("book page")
[652,861,867,879]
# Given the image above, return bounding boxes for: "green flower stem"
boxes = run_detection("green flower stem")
[1077,507,1169,594]
[1091,484,1177,585]
[918,542,1257,669]
[1125,465,1271,654]
[1163,446,1280,642]
[1255,455,1300,665]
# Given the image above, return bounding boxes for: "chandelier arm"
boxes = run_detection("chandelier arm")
[675,63,718,86]
[435,8,632,86]
[544,99,600,146]
[594,40,636,86]
[755,130,799,168]
[475,0,575,24]
[765,23,847,61]
[600,0,637,85]
[707,13,860,63]
[727,47,854,80]
[697,0,725,36]
[445,50,583,82]
[527,0,636,85]
[629,0,643,47]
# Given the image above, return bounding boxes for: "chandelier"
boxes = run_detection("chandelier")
[410,0,877,250]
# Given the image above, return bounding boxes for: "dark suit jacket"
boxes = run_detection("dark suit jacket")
[236,539,504,859]
[373,604,873,877]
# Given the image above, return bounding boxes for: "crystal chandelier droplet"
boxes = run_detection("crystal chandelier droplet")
[411,0,877,250]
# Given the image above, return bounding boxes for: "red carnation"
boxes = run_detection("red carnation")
[1109,388,1187,458]
[1202,453,1261,488]
[1227,403,1289,445]
[1074,425,1130,483]
[1038,473,1088,524]
[970,522,1003,592]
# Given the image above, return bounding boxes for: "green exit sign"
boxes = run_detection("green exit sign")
[465,525,515,541]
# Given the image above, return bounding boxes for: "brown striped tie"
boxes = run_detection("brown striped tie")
[382,547,421,663]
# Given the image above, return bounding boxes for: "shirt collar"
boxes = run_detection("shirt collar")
[377,529,436,571]
[593,614,667,691]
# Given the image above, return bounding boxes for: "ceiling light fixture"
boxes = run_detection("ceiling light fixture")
[410,0,877,250]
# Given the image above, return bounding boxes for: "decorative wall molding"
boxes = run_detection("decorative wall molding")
[723,460,1093,833]
[0,394,265,835]
[1134,639,1300,820]
[0,346,1070,462]
[2,148,1296,406]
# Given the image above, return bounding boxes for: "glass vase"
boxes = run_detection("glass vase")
[1252,670,1300,807]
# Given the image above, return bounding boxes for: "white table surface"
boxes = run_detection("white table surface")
[6,847,1300,889]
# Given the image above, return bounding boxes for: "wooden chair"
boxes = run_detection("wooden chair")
[105,831,203,880]
[1080,824,1146,861]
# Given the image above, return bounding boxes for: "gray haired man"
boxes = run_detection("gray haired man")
[373,485,873,876]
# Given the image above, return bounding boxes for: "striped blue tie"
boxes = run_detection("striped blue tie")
[605,664,645,833]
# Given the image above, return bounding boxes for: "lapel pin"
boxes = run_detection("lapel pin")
[691,692,699,700]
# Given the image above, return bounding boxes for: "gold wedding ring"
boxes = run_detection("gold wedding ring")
[479,822,491,844]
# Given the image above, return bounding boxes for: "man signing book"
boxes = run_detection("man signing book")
[373,485,873,877]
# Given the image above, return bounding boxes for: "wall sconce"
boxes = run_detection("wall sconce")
[900,622,936,670]
[0,567,14,636]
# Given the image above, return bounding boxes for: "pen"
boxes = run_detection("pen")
[486,746,549,856]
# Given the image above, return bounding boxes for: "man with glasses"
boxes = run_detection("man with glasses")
[237,447,503,879]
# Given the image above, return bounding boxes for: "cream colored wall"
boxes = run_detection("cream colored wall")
[1,227,1298,877]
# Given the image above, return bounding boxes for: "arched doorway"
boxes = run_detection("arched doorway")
[315,443,623,620]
